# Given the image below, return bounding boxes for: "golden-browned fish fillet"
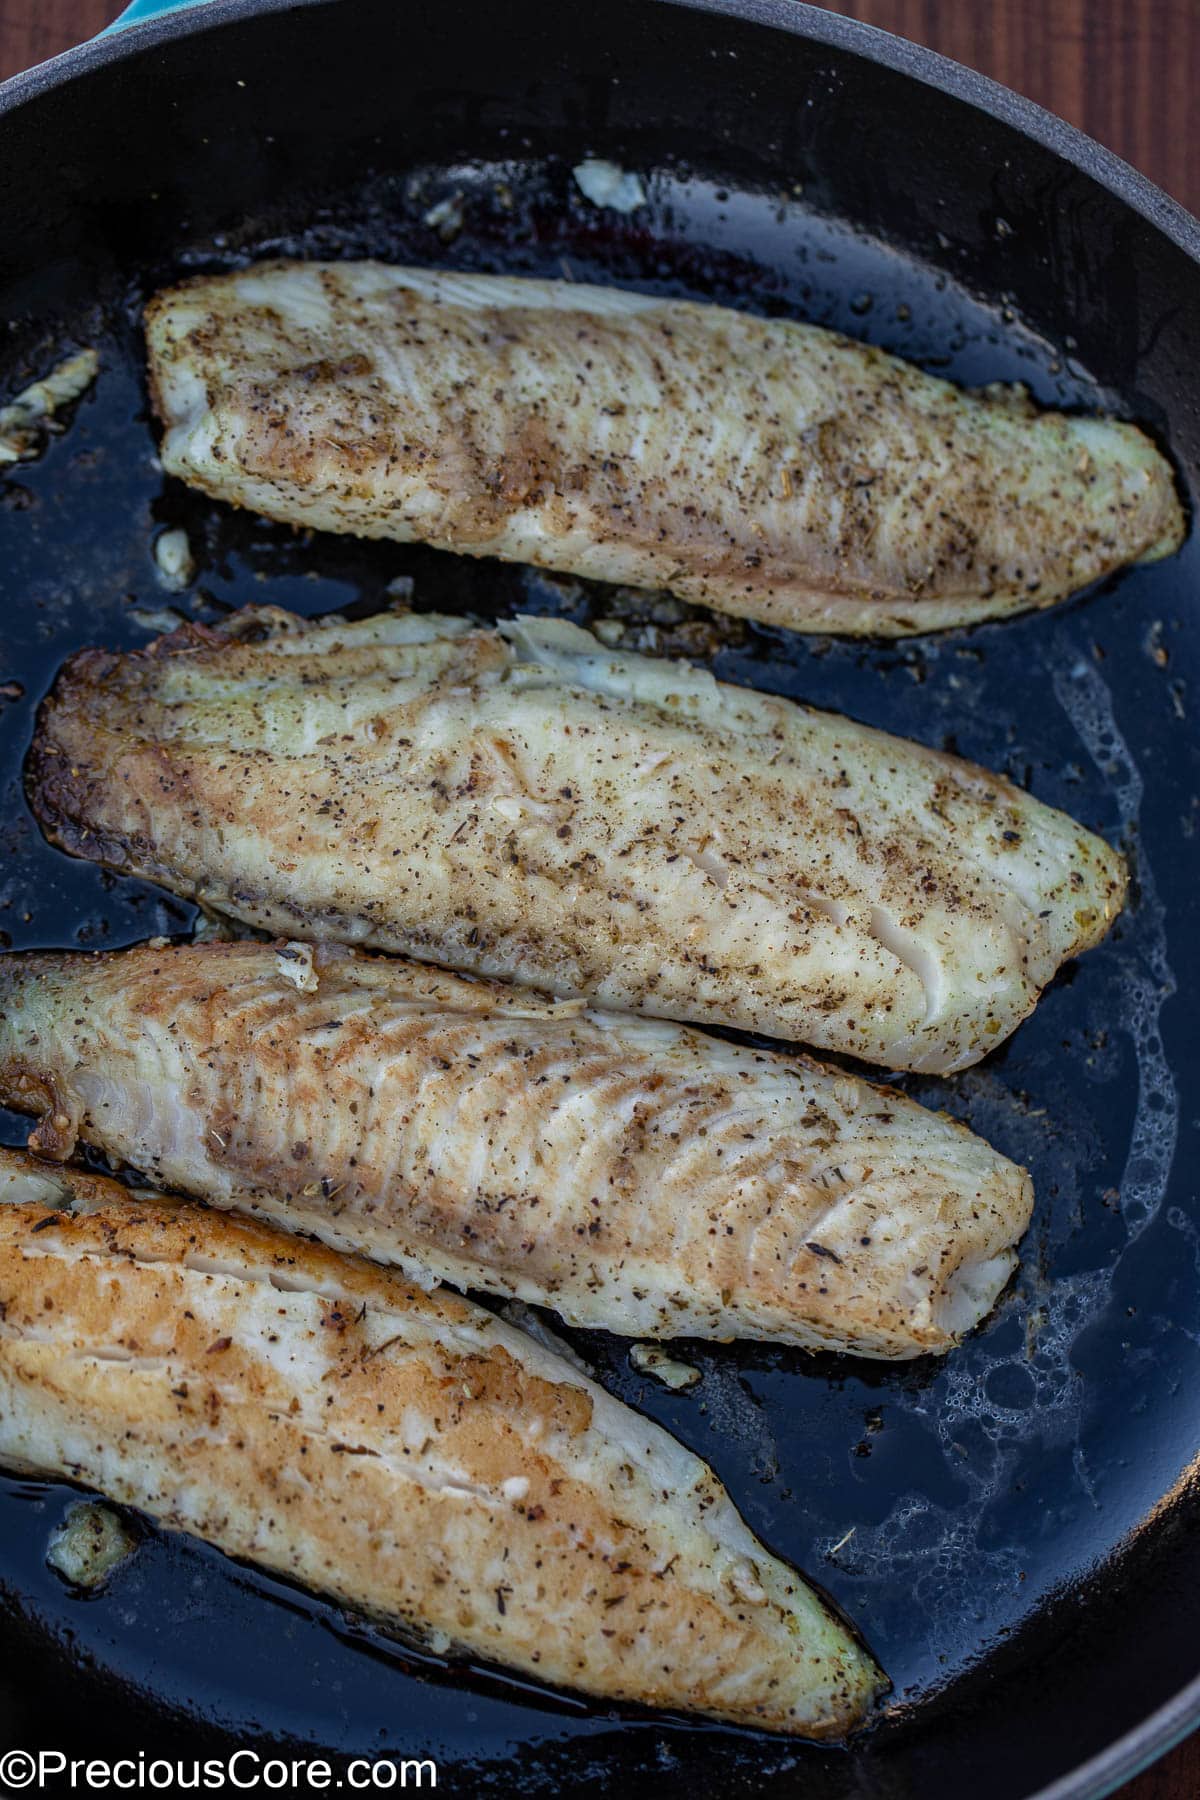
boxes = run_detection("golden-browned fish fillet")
[145,262,1184,635]
[0,1149,885,1733]
[0,940,1032,1357]
[30,607,1126,1073]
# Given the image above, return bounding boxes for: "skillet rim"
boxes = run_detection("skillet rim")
[1,0,1197,255]
[0,1,1195,1795]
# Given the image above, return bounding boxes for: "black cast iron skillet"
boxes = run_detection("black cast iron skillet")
[0,2,1196,1795]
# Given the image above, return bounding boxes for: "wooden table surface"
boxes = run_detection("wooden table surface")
[0,3,1195,1796]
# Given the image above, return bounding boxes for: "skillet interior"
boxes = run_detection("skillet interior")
[0,2,1197,1794]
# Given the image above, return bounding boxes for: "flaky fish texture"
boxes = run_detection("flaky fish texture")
[145,262,1184,636]
[0,941,1032,1356]
[0,1149,885,1733]
[31,607,1126,1072]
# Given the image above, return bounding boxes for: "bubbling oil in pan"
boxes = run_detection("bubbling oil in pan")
[0,156,1194,1777]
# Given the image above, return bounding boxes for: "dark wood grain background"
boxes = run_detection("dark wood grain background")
[0,3,1195,1796]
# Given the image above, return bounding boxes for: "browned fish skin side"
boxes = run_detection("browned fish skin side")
[0,1149,885,1733]
[145,263,1185,636]
[0,941,1032,1357]
[29,607,1127,1073]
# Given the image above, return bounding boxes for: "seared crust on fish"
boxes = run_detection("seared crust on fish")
[145,262,1184,635]
[0,1149,885,1733]
[0,941,1032,1356]
[30,607,1126,1072]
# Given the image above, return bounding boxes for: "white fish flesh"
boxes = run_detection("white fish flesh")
[30,606,1127,1073]
[0,940,1032,1356]
[0,1148,884,1732]
[145,261,1184,635]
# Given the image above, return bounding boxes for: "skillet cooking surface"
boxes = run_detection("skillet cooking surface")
[0,2,1197,1793]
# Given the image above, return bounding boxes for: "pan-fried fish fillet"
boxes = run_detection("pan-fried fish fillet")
[145,262,1184,636]
[0,1149,885,1733]
[30,606,1126,1072]
[0,940,1032,1357]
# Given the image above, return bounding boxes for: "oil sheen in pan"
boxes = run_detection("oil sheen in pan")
[0,154,1194,1782]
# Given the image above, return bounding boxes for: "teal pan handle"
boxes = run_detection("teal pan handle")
[106,0,218,29]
